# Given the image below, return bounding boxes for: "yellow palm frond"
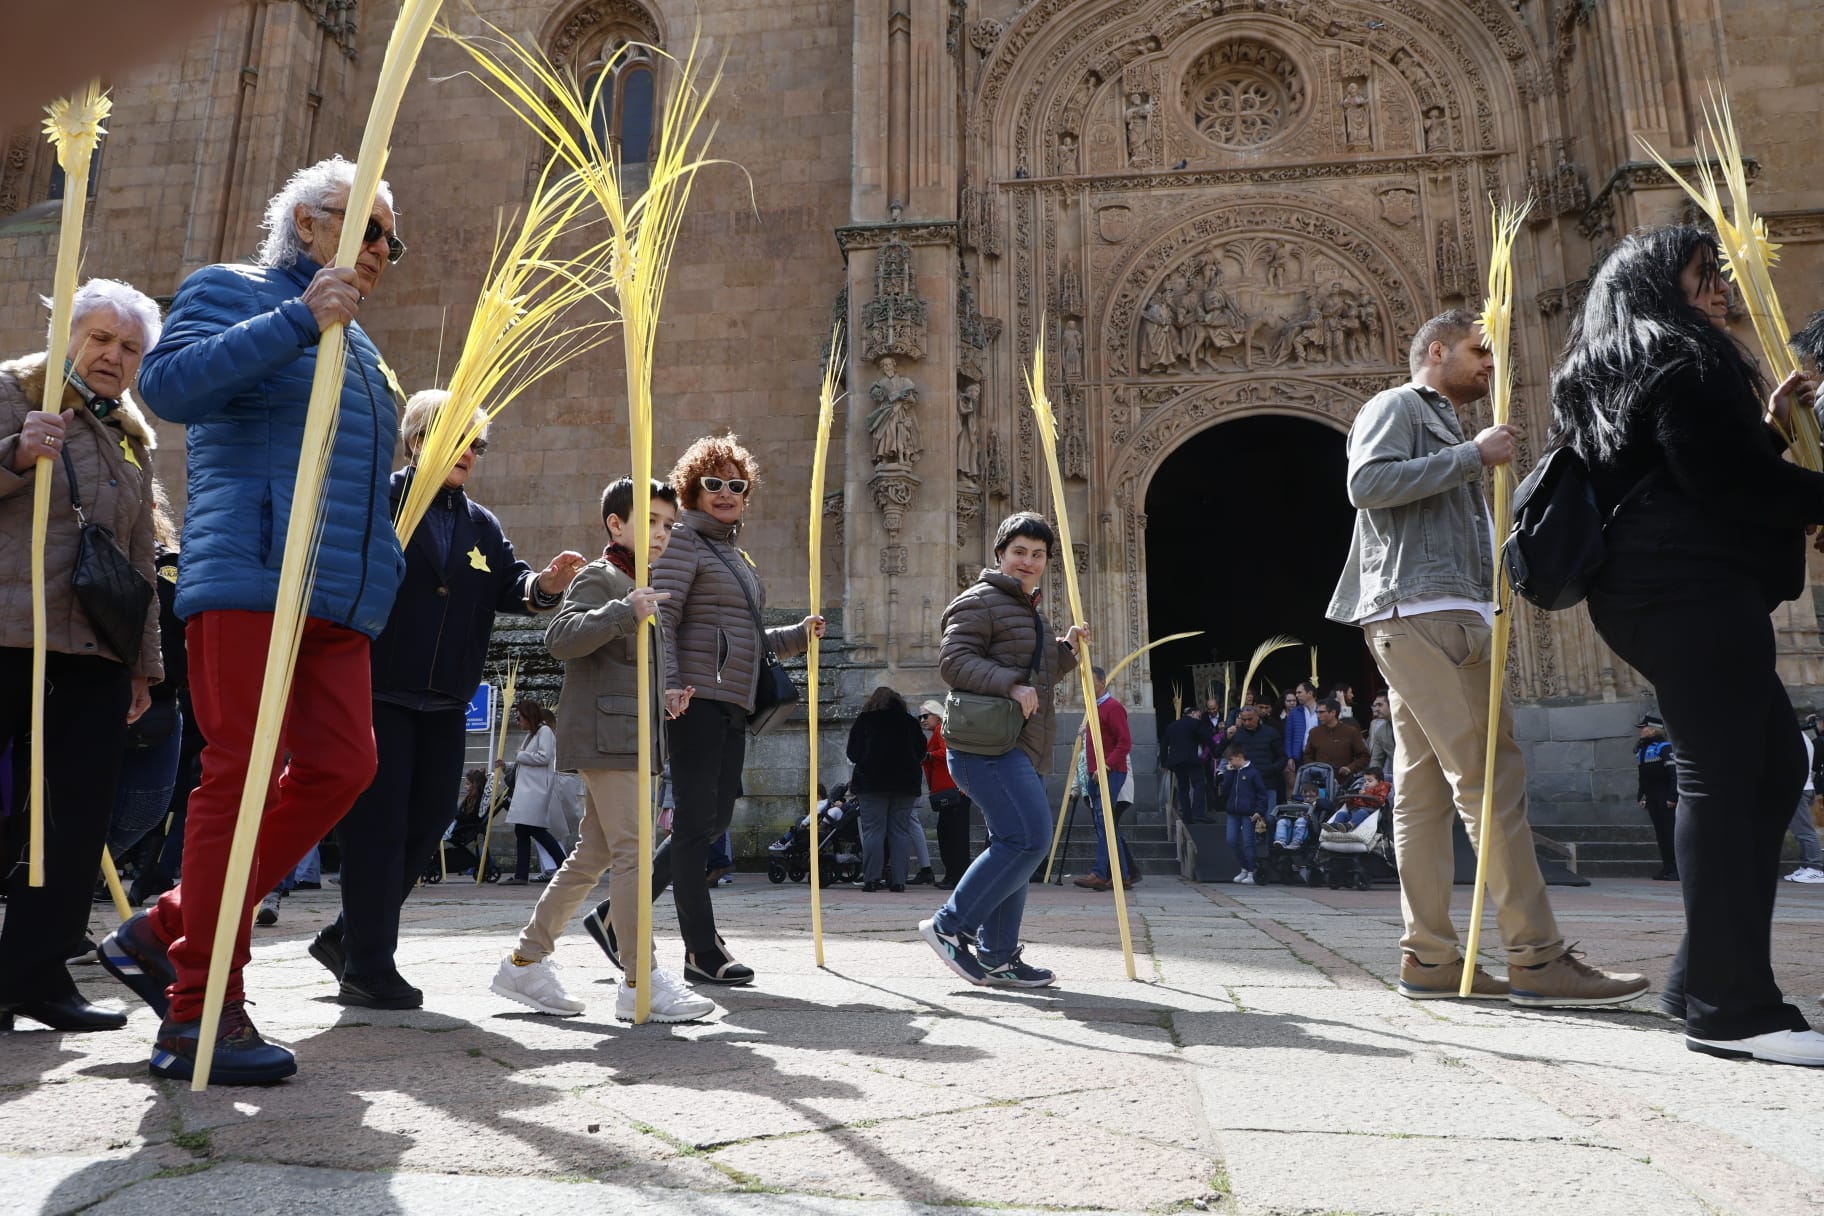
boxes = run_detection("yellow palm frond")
[1241,635,1300,712]
[1476,196,1534,432]
[1637,86,1818,468]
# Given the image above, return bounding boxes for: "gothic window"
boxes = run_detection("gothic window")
[585,45,656,164]
[1181,39,1306,151]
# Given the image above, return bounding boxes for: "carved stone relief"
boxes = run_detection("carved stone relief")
[1182,38,1307,151]
[866,356,922,468]
[1113,219,1402,378]
[1434,217,1472,300]
[956,382,981,479]
[860,238,929,362]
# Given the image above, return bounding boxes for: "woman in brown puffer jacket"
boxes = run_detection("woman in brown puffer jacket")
[1,279,165,1033]
[648,434,823,987]
[917,512,1085,990]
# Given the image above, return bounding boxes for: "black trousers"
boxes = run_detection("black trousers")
[331,701,468,977]
[1169,762,1206,821]
[932,792,974,881]
[0,648,130,1004]
[1590,562,1810,1041]
[1641,792,1677,875]
[513,823,568,880]
[653,698,746,955]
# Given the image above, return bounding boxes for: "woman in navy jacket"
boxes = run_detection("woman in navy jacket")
[309,390,584,1009]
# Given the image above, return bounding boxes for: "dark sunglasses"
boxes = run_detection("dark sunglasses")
[320,207,407,264]
[700,476,749,495]
[468,437,489,456]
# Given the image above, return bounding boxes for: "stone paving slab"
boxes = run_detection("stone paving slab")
[2,877,1821,1215]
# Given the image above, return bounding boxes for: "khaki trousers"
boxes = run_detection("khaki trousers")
[516,768,649,974]
[1364,610,1563,967]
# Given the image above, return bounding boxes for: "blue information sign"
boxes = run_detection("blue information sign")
[466,682,493,733]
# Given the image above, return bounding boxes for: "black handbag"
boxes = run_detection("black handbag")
[1502,444,1660,612]
[62,445,153,668]
[705,540,800,736]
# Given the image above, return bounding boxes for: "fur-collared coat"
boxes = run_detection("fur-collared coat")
[0,352,162,678]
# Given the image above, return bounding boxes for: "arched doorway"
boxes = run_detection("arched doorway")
[1143,414,1371,717]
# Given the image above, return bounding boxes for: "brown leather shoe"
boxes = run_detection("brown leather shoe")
[1397,951,1510,1000]
[1073,874,1112,891]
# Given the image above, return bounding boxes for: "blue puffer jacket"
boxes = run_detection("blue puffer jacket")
[138,259,405,638]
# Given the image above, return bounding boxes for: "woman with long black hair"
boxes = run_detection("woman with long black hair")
[1552,224,1824,1067]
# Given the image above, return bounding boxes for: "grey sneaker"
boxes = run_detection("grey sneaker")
[918,918,989,986]
[256,893,281,927]
[1508,945,1648,1008]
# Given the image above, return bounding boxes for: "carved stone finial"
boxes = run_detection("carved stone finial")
[860,238,929,362]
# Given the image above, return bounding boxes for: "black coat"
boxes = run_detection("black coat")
[367,470,540,707]
[1229,722,1286,775]
[846,707,926,797]
[1162,714,1206,766]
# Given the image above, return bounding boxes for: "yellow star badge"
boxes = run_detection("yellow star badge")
[467,546,490,572]
[119,436,140,468]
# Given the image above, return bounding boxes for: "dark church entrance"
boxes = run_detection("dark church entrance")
[1143,414,1373,718]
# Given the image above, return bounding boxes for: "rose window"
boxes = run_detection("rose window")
[1183,39,1306,151]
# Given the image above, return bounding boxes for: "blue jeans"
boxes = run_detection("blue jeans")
[859,792,917,884]
[1791,794,1821,867]
[107,709,185,855]
[1226,811,1257,872]
[1273,816,1308,849]
[1086,769,1135,881]
[939,748,1051,966]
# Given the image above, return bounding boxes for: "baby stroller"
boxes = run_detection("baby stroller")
[1294,762,1337,803]
[1316,777,1395,891]
[767,790,865,886]
[1256,802,1325,886]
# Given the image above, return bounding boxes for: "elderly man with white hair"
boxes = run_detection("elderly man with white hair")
[97,156,407,1086]
[1,277,165,1034]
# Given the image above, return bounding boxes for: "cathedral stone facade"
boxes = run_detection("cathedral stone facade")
[4,1,1823,830]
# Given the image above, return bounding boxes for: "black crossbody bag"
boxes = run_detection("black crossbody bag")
[704,540,800,735]
[62,444,152,668]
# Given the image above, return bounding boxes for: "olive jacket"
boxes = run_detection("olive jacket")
[545,555,663,773]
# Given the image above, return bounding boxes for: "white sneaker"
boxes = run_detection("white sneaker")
[490,955,585,1016]
[1782,867,1824,884]
[615,968,716,1023]
[1234,871,1255,885]
[1688,1028,1824,1066]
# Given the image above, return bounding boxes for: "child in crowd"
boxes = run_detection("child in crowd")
[489,477,714,1023]
[1216,742,1271,884]
[1322,767,1390,834]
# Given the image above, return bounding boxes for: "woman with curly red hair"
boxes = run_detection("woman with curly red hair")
[593,434,822,987]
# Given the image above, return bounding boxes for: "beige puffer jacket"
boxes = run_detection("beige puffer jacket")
[545,555,662,773]
[0,353,162,679]
[652,509,808,711]
[938,569,1076,773]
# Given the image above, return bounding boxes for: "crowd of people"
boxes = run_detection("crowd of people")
[3,153,1824,1083]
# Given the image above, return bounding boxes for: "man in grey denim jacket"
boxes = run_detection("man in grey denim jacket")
[1326,309,1648,1009]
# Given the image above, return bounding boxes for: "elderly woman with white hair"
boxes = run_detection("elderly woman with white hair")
[308,389,585,1009]
[1,278,165,1033]
[97,155,407,1085]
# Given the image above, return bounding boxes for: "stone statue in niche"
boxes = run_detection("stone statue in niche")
[1340,79,1372,146]
[1058,256,1085,318]
[866,356,922,467]
[957,382,981,479]
[1435,218,1468,299]
[1055,131,1080,176]
[1061,319,1084,382]
[1422,106,1447,151]
[1123,91,1154,166]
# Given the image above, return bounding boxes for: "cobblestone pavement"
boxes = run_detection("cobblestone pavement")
[6,874,1823,1215]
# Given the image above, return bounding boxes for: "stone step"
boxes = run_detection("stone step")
[1568,840,1667,862]
[1539,823,1660,844]
[1576,859,1673,878]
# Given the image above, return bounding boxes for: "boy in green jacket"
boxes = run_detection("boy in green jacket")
[490,477,713,1022]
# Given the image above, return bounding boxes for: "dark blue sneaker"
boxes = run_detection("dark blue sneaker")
[918,918,988,986]
[99,911,174,1017]
[150,1000,297,1085]
[981,947,1055,989]
[583,898,621,971]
